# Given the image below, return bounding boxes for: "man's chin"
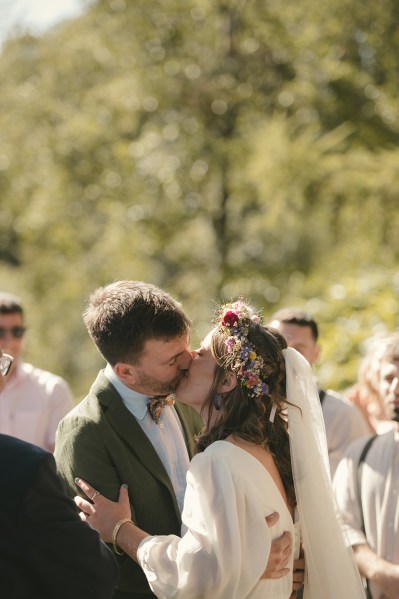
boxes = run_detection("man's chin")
[152,378,182,396]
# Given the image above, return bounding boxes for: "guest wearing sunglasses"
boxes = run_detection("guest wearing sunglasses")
[0,292,74,451]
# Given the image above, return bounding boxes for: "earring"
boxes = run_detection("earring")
[269,404,277,423]
[213,393,222,411]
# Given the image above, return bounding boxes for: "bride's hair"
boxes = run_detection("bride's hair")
[196,322,296,509]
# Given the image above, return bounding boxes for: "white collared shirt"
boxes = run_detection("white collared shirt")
[333,430,399,599]
[104,364,190,513]
[321,388,369,478]
[0,361,74,451]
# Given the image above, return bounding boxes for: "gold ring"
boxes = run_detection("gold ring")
[91,490,101,501]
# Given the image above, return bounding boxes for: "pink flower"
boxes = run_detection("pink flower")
[245,372,258,387]
[226,337,236,353]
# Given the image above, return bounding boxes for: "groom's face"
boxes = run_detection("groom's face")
[128,330,192,396]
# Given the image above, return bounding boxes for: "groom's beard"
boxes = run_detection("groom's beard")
[133,370,184,396]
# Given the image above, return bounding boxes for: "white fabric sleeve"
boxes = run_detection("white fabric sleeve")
[324,396,369,479]
[332,439,370,547]
[137,451,271,599]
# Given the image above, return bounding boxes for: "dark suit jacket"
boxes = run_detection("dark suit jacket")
[54,371,204,597]
[0,434,118,599]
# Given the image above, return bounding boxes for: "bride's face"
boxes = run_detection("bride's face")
[175,330,216,414]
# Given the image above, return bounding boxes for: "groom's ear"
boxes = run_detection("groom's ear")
[218,371,237,394]
[114,362,137,386]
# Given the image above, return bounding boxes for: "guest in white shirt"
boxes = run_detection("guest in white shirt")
[334,332,399,599]
[0,292,74,452]
[268,307,369,478]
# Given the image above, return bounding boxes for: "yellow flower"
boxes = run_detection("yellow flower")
[249,351,257,360]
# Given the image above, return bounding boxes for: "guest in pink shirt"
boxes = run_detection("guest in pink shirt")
[0,292,74,451]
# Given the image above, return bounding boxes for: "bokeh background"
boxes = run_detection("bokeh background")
[1,0,398,401]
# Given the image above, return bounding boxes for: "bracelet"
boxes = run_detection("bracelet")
[112,518,133,556]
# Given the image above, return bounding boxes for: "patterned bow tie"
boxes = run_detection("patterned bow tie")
[147,395,175,424]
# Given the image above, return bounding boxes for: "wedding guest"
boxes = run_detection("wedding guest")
[345,332,398,435]
[334,332,399,599]
[0,292,74,451]
[269,308,369,477]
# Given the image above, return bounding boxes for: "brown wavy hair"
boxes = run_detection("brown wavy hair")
[196,322,296,510]
[83,280,191,366]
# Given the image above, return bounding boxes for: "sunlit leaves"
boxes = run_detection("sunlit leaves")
[0,0,398,396]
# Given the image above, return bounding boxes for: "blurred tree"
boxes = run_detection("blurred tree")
[0,0,398,397]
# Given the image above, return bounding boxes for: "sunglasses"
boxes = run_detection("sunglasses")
[0,326,26,339]
[0,353,13,376]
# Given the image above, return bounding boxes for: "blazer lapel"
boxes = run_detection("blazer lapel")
[173,400,198,459]
[92,372,179,510]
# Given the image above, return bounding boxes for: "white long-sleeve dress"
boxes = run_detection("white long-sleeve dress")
[137,440,297,599]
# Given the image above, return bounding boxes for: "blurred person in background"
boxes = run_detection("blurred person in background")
[346,332,398,435]
[0,346,119,599]
[0,292,74,452]
[333,331,399,599]
[268,308,369,478]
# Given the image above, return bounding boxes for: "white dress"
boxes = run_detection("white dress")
[137,440,297,599]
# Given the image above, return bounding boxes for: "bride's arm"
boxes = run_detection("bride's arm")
[75,451,275,599]
[75,478,294,579]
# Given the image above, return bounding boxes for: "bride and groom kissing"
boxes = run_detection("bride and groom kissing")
[55,280,365,599]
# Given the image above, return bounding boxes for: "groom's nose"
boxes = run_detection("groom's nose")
[178,348,193,370]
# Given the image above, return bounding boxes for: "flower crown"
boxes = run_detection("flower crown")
[215,300,269,400]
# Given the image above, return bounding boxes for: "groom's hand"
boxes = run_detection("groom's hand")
[292,545,305,591]
[261,512,292,579]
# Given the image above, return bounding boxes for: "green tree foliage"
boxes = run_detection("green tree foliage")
[0,0,398,397]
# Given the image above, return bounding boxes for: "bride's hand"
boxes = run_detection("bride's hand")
[74,478,131,543]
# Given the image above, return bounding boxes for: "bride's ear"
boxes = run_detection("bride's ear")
[218,370,237,394]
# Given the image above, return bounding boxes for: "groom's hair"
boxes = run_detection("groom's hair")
[83,280,191,366]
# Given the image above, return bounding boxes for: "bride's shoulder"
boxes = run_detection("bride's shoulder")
[190,440,237,466]
[187,442,235,482]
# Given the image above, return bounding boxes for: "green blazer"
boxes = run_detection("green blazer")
[54,371,204,597]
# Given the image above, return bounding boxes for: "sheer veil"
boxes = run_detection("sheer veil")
[284,348,366,599]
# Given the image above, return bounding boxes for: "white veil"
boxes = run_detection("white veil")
[284,348,366,599]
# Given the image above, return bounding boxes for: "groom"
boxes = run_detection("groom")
[55,281,299,598]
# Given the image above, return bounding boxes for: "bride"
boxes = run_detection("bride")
[75,300,365,599]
